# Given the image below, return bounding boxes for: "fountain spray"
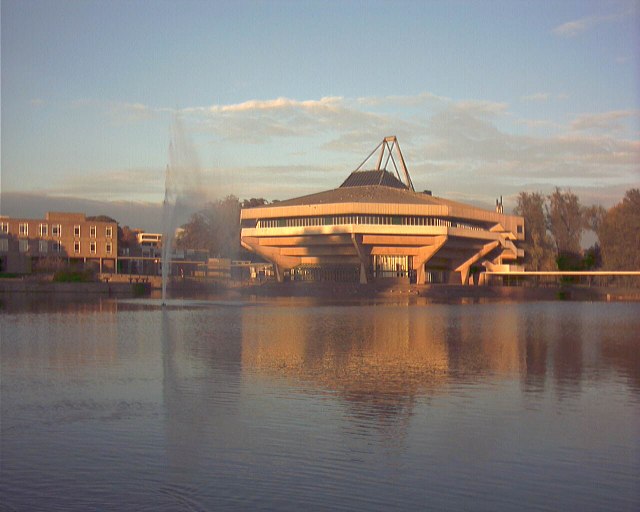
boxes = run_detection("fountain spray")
[161,114,205,305]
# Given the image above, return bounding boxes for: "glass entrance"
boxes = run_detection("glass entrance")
[372,255,412,278]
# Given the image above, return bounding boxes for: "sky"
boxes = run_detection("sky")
[1,0,639,230]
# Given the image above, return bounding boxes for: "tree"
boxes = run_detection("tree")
[119,226,141,255]
[86,215,118,223]
[241,198,268,208]
[583,205,606,234]
[546,188,584,269]
[598,189,640,270]
[513,191,556,270]
[176,195,242,259]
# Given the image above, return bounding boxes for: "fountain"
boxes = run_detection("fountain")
[161,164,175,305]
[160,115,205,305]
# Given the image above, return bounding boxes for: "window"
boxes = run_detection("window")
[90,225,97,238]
[19,239,29,253]
[52,224,62,237]
[39,224,48,237]
[0,239,8,252]
[53,241,61,253]
[74,241,80,253]
[39,240,48,253]
[106,242,112,255]
[0,222,8,234]
[106,226,113,238]
[74,225,81,237]
[517,225,524,234]
[90,241,97,254]
[19,223,28,236]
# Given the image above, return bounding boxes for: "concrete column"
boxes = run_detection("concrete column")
[274,263,283,283]
[413,236,447,285]
[351,234,370,284]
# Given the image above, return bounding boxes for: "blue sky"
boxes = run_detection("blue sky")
[1,0,638,228]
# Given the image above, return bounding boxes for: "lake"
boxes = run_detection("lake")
[1,294,639,511]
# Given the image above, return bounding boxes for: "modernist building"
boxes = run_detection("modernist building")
[0,212,118,273]
[137,232,163,258]
[240,137,524,285]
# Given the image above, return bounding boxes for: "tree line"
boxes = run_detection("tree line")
[514,188,639,271]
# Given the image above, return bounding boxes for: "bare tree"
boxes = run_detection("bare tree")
[546,188,584,268]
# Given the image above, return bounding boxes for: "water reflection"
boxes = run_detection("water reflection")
[234,302,640,431]
[2,296,639,511]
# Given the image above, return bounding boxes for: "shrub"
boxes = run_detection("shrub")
[52,270,95,283]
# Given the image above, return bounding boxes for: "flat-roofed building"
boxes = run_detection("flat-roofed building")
[137,232,163,258]
[240,137,524,285]
[0,212,118,274]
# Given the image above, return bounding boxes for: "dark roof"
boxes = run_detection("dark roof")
[262,185,445,208]
[340,170,408,190]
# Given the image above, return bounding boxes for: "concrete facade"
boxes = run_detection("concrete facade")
[240,152,525,285]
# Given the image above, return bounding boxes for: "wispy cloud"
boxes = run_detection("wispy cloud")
[521,92,551,102]
[521,92,569,103]
[181,96,415,146]
[215,96,343,113]
[355,92,449,108]
[451,100,508,117]
[416,104,639,200]
[64,93,638,209]
[570,110,639,132]
[516,118,562,130]
[52,168,165,199]
[553,11,626,38]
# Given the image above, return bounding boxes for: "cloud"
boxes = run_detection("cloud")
[181,96,415,146]
[451,100,508,117]
[0,191,166,231]
[414,104,640,202]
[212,96,344,114]
[570,110,639,132]
[51,168,165,200]
[179,96,639,207]
[108,102,156,123]
[521,93,551,102]
[553,11,626,38]
[54,93,638,213]
[521,93,569,103]
[516,118,562,130]
[355,92,450,108]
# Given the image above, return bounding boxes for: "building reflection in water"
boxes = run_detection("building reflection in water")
[239,303,535,443]
[155,300,640,462]
[236,302,639,427]
[1,296,121,375]
[242,304,448,443]
[160,306,245,474]
[3,297,638,510]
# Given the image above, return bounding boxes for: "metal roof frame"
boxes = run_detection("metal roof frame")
[353,136,415,192]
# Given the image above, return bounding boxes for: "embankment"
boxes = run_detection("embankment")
[0,278,150,296]
[238,281,640,302]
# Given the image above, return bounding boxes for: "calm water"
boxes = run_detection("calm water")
[1,295,639,511]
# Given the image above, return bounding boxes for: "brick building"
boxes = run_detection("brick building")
[0,212,118,274]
